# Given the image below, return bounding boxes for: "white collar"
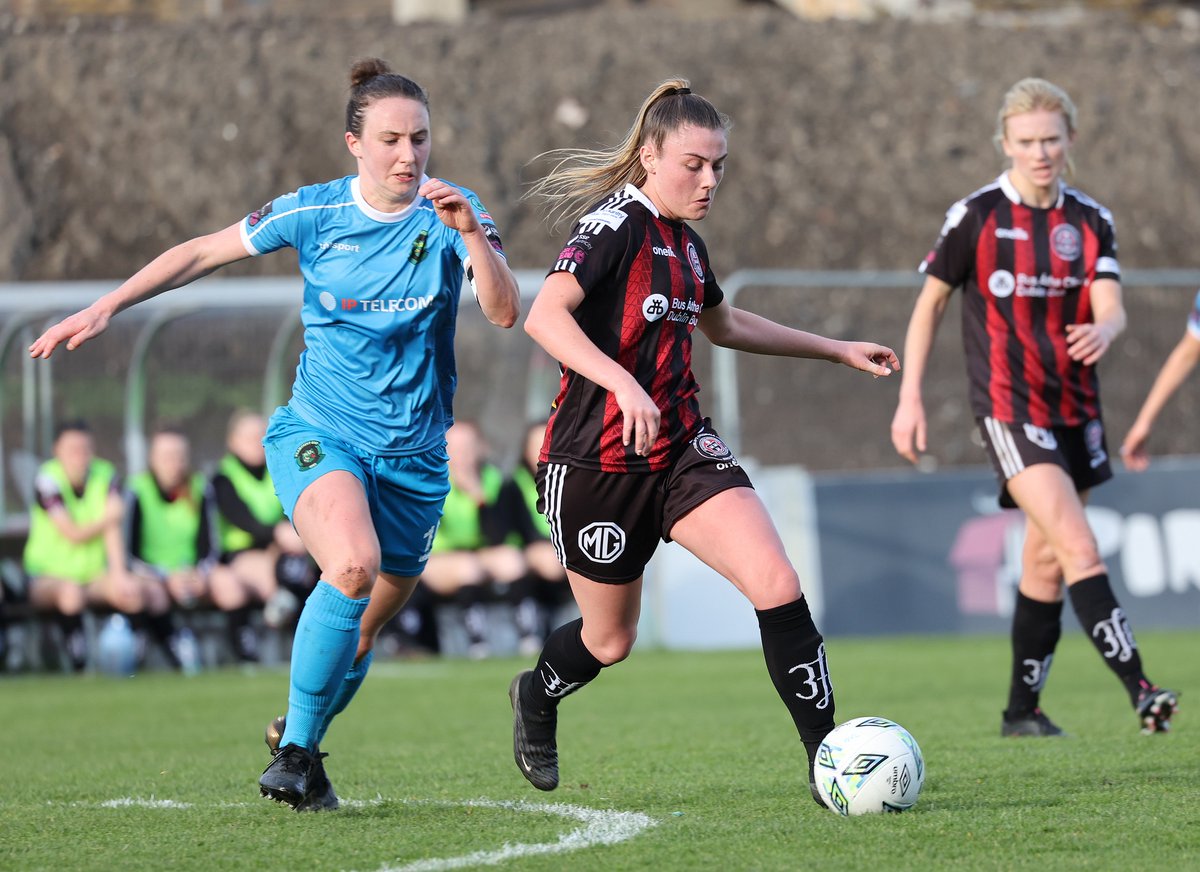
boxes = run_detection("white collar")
[998,172,1064,209]
[351,175,429,223]
[625,183,660,218]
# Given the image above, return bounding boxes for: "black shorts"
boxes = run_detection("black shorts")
[978,416,1113,509]
[536,422,753,584]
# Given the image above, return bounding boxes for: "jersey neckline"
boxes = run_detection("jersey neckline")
[998,171,1065,210]
[351,175,430,223]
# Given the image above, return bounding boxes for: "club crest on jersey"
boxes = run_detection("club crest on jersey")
[1050,224,1082,261]
[693,433,733,461]
[686,242,705,282]
[642,294,669,322]
[408,230,429,265]
[988,269,1016,298]
[247,199,273,227]
[294,440,325,471]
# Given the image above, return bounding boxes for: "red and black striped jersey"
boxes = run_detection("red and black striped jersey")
[921,173,1120,428]
[540,184,725,472]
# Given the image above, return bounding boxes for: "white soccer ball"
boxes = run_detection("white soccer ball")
[814,716,925,816]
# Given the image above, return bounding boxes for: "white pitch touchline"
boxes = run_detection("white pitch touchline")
[368,799,657,872]
[88,796,657,869]
[99,797,194,809]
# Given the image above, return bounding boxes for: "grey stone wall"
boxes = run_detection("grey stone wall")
[2,6,1199,471]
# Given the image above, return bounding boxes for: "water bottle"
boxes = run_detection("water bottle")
[174,627,202,676]
[96,614,138,676]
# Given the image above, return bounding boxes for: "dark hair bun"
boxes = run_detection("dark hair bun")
[350,58,392,89]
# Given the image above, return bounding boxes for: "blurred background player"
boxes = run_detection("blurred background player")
[1120,290,1200,471]
[421,420,526,658]
[126,426,251,671]
[24,420,180,671]
[211,409,315,664]
[494,420,573,654]
[891,77,1178,737]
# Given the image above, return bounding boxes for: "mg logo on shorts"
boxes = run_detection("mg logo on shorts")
[578,522,626,564]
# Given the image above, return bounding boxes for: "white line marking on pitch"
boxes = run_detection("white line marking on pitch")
[368,799,656,872]
[89,796,657,868]
[99,797,194,809]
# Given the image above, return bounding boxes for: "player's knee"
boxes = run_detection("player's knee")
[58,585,85,614]
[1057,536,1103,579]
[744,564,803,610]
[326,558,378,598]
[1023,543,1061,586]
[589,627,637,665]
[116,591,144,614]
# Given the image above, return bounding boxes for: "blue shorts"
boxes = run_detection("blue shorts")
[264,406,451,577]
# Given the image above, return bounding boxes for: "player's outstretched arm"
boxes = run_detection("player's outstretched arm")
[29,223,250,358]
[890,275,954,465]
[1120,329,1200,471]
[696,299,898,375]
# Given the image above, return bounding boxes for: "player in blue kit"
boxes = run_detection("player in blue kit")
[30,58,521,811]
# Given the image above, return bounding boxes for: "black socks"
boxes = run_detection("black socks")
[526,618,603,714]
[1005,592,1063,719]
[1068,574,1147,704]
[756,597,835,753]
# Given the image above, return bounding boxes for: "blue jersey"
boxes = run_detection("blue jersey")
[1188,290,1200,341]
[239,175,505,455]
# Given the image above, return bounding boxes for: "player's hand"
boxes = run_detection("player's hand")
[891,397,927,465]
[103,494,125,528]
[1065,322,1113,366]
[1119,422,1151,472]
[419,178,480,235]
[838,341,899,378]
[614,381,660,457]
[29,305,112,359]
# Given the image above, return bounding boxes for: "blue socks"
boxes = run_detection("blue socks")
[280,581,368,753]
[318,649,374,744]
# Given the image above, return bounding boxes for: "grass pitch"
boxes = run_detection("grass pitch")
[2,631,1196,871]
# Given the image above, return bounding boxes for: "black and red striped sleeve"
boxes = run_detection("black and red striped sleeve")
[921,199,977,288]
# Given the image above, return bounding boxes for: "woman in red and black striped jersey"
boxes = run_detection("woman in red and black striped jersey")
[507,79,899,806]
[891,78,1178,737]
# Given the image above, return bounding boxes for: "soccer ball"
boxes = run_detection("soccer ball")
[814,717,924,816]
